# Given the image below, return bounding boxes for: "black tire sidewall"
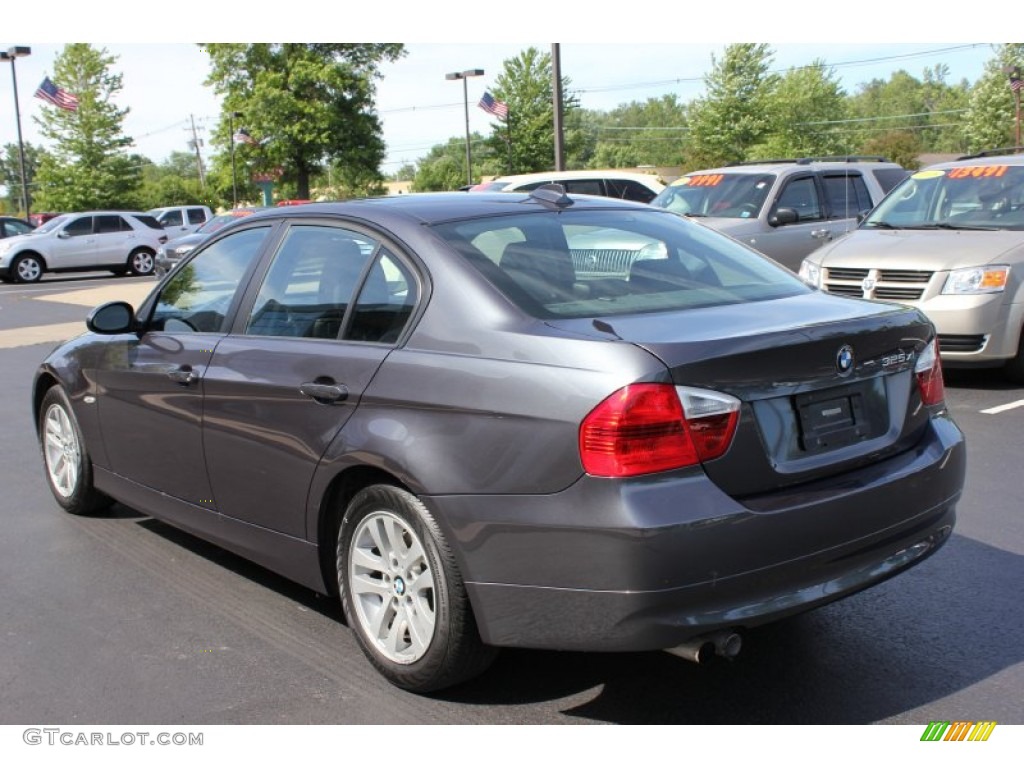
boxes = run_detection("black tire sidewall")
[337,485,457,691]
[38,387,108,516]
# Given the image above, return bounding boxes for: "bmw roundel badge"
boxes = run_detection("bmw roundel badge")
[836,345,855,376]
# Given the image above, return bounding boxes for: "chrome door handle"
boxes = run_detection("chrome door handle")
[810,229,831,239]
[300,381,348,404]
[167,366,200,385]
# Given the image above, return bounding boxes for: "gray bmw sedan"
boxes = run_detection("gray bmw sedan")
[33,188,965,692]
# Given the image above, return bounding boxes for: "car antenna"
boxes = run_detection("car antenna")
[527,184,574,210]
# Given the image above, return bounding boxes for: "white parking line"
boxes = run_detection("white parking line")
[981,399,1024,415]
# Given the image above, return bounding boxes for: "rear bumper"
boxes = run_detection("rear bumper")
[426,413,965,651]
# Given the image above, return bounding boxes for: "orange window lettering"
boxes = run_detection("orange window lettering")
[949,165,1008,179]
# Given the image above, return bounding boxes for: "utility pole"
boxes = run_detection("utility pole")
[552,43,565,172]
[188,114,206,188]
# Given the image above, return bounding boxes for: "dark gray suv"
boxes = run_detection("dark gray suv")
[33,189,964,692]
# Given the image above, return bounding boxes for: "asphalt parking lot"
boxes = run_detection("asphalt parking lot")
[0,274,1021,726]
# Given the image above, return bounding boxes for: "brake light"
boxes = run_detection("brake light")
[579,384,740,477]
[915,339,945,406]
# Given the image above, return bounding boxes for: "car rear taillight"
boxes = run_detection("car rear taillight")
[915,339,945,406]
[579,384,740,477]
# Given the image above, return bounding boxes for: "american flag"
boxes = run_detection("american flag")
[34,76,79,112]
[478,91,509,120]
[1012,75,1023,92]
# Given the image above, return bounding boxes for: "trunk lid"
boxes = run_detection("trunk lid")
[549,291,938,497]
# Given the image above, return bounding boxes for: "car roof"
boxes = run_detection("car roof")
[687,157,903,175]
[928,148,1024,168]
[240,190,657,226]
[489,169,664,186]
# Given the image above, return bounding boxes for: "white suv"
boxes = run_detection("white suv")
[148,205,214,236]
[472,170,664,202]
[0,211,168,283]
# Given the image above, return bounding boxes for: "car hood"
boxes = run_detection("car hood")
[165,233,206,249]
[808,228,1024,270]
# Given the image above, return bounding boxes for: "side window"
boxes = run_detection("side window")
[95,215,127,234]
[346,250,418,344]
[246,225,372,339]
[64,217,93,237]
[161,210,183,227]
[563,179,602,196]
[152,227,270,333]
[187,208,207,225]
[822,174,872,219]
[774,177,823,222]
[607,179,657,203]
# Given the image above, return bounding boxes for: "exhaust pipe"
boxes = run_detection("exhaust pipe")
[666,631,742,664]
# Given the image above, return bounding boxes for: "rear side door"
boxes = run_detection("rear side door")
[92,214,134,266]
[202,222,420,537]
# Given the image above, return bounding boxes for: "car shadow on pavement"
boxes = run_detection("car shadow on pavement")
[438,533,1024,724]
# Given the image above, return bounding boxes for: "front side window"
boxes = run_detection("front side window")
[187,208,207,225]
[63,217,93,237]
[161,210,184,227]
[773,176,823,222]
[151,227,270,333]
[608,179,658,203]
[562,179,603,196]
[436,209,807,319]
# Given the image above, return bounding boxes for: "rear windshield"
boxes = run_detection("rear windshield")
[433,209,808,319]
[866,163,1024,230]
[651,173,775,219]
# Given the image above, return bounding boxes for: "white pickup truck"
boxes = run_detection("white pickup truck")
[147,205,214,236]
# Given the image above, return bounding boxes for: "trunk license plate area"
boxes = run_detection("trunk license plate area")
[795,383,874,452]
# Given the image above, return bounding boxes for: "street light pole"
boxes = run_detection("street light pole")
[1,46,32,220]
[446,68,484,187]
[228,110,243,207]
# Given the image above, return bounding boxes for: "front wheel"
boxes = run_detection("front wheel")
[1004,327,1024,384]
[337,484,496,692]
[39,387,113,516]
[13,253,44,283]
[128,248,155,276]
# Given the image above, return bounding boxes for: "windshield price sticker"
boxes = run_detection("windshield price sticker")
[947,165,1009,179]
[684,174,725,187]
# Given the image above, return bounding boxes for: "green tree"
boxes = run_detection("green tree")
[412,134,500,191]
[0,142,43,215]
[137,151,218,210]
[962,44,1024,153]
[588,96,688,168]
[685,44,780,168]
[203,44,405,200]
[32,44,140,211]
[484,47,582,174]
[755,60,850,158]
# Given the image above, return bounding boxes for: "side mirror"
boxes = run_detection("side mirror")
[86,301,136,334]
[57,230,70,239]
[769,208,799,227]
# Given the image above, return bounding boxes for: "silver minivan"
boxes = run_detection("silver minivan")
[800,149,1024,382]
[651,157,907,272]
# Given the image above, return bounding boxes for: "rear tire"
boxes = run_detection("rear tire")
[38,387,113,516]
[337,484,496,692]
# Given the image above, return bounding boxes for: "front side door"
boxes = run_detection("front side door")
[93,225,272,505]
[757,174,830,270]
[202,222,420,537]
[50,215,96,269]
